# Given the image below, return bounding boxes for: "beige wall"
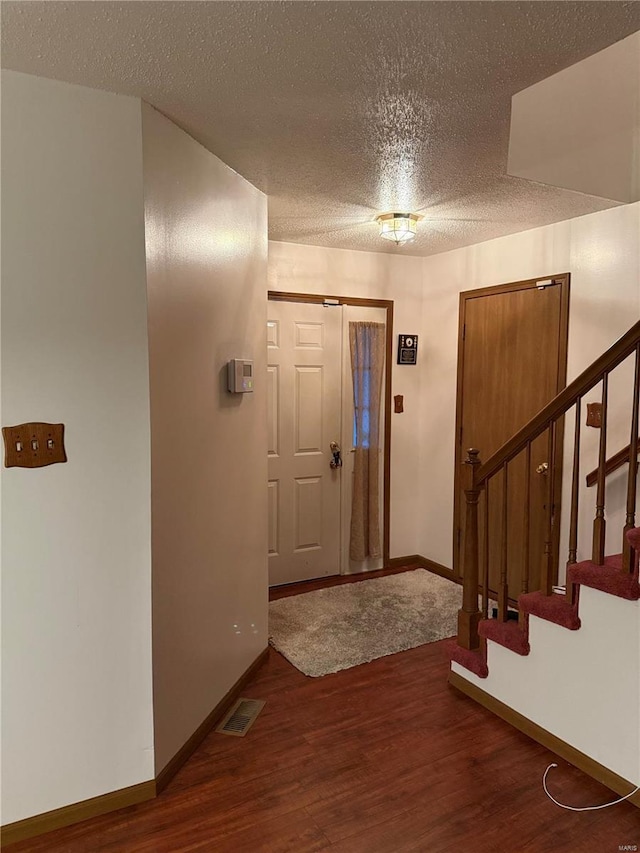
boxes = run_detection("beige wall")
[1,71,153,823]
[508,32,640,203]
[420,202,640,573]
[268,242,426,559]
[142,104,269,773]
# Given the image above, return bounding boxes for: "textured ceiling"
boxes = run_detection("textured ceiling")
[2,1,639,256]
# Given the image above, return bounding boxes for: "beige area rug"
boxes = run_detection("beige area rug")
[269,569,462,677]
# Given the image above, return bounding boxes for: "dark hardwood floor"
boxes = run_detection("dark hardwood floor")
[8,635,638,852]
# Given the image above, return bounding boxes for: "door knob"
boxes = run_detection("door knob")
[330,441,342,469]
[536,462,549,474]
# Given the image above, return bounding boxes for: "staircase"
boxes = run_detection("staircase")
[447,320,640,806]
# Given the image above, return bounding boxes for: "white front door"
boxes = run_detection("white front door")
[267,301,343,586]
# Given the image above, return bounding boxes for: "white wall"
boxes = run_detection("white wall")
[142,104,269,773]
[1,72,154,823]
[268,242,426,559]
[453,588,640,784]
[508,32,640,204]
[420,203,640,573]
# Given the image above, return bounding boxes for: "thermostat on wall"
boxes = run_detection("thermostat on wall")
[227,359,254,393]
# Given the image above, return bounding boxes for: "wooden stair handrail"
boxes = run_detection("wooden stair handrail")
[585,440,640,487]
[477,321,640,485]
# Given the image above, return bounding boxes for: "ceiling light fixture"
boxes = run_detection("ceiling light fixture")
[375,212,420,244]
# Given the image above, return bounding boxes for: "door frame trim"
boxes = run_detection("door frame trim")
[452,273,571,580]
[268,290,394,564]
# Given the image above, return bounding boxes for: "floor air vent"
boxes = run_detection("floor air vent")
[216,698,265,737]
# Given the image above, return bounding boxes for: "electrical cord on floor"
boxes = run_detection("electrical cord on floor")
[543,763,640,811]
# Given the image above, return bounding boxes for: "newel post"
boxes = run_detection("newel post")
[457,449,482,650]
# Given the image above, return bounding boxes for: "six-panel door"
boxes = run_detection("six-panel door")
[267,301,343,586]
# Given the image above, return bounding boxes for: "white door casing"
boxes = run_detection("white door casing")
[267,301,343,586]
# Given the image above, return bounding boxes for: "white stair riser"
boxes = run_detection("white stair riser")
[452,586,640,783]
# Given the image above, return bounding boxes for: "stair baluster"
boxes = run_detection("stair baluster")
[482,488,489,619]
[457,449,482,650]
[550,418,560,589]
[522,442,531,594]
[499,462,509,620]
[568,399,581,568]
[623,344,640,573]
[541,421,556,595]
[592,374,608,565]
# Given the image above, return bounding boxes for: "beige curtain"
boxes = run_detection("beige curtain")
[349,321,385,561]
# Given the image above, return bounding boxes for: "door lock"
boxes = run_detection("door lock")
[536,462,549,474]
[330,441,342,469]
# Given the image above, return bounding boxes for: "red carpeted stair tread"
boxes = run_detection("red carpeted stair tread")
[479,618,530,655]
[567,556,640,601]
[519,590,581,629]
[604,553,623,570]
[626,527,640,552]
[445,639,488,679]
[566,527,639,600]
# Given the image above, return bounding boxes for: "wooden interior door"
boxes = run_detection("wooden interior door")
[454,275,570,598]
[267,300,343,586]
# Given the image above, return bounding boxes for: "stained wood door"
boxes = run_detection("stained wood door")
[454,275,570,598]
[267,301,343,586]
